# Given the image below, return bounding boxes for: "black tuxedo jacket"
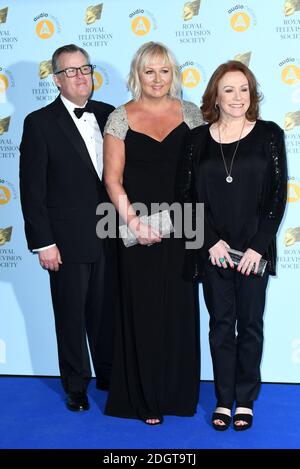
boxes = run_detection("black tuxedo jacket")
[19,96,115,262]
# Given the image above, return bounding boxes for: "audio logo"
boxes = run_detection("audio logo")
[280,59,300,85]
[0,178,16,204]
[180,62,205,89]
[0,69,15,94]
[287,177,300,202]
[129,9,157,36]
[34,13,61,39]
[93,71,103,91]
[93,67,109,92]
[0,184,11,205]
[228,5,257,32]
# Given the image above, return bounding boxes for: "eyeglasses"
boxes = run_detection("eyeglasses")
[55,64,95,78]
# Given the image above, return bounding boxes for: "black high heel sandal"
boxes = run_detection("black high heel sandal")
[144,417,163,425]
[212,404,232,431]
[233,402,253,431]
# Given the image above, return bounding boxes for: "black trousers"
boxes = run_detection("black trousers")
[49,245,115,394]
[202,264,269,406]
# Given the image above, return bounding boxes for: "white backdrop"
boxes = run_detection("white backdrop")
[0,0,299,382]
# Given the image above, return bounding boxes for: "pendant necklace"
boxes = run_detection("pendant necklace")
[218,118,246,183]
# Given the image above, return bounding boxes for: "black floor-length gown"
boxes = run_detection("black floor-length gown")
[105,122,200,421]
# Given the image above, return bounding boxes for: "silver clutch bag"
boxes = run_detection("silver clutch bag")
[227,248,268,277]
[119,210,174,247]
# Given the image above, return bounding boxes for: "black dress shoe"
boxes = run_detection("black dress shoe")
[66,392,90,411]
[96,380,110,391]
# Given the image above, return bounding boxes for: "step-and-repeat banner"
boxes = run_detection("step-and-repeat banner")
[0,0,299,382]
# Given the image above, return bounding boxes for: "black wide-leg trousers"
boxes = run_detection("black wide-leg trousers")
[202,264,269,406]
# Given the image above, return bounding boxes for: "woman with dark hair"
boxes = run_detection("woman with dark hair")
[187,60,287,431]
[103,42,202,424]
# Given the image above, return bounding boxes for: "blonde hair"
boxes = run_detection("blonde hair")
[128,42,181,101]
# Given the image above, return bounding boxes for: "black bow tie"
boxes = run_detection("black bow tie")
[73,102,94,118]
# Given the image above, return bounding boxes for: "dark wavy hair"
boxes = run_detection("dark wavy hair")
[201,60,262,123]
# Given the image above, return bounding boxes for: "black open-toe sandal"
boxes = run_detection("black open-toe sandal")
[233,404,253,431]
[144,417,163,425]
[212,406,232,431]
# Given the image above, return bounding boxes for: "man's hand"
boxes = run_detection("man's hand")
[38,246,62,271]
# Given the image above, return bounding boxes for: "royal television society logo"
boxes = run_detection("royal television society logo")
[176,1,211,44]
[0,7,8,24]
[284,0,300,16]
[0,226,12,246]
[284,109,300,155]
[287,176,300,202]
[31,60,58,103]
[0,116,10,135]
[34,13,61,40]
[284,226,300,246]
[0,7,18,50]
[228,5,257,32]
[284,110,300,131]
[78,4,112,47]
[0,119,19,159]
[280,58,300,85]
[276,1,300,39]
[234,51,251,66]
[85,4,103,24]
[279,230,300,269]
[183,1,201,21]
[180,61,206,89]
[0,178,17,205]
[129,9,157,36]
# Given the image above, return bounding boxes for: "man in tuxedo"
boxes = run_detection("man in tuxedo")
[20,44,116,411]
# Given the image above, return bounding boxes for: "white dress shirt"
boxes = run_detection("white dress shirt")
[34,95,103,252]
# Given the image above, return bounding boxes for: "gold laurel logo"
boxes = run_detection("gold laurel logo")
[284,110,300,130]
[85,4,103,24]
[281,65,300,85]
[230,12,251,32]
[234,52,251,66]
[181,68,201,88]
[183,0,201,21]
[0,7,8,23]
[131,16,151,35]
[0,226,12,246]
[0,116,10,134]
[287,182,300,202]
[284,0,300,16]
[0,74,9,93]
[36,19,55,39]
[93,71,103,90]
[39,60,52,79]
[284,226,300,246]
[0,185,11,205]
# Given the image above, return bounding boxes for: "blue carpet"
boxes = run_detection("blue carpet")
[0,377,299,449]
